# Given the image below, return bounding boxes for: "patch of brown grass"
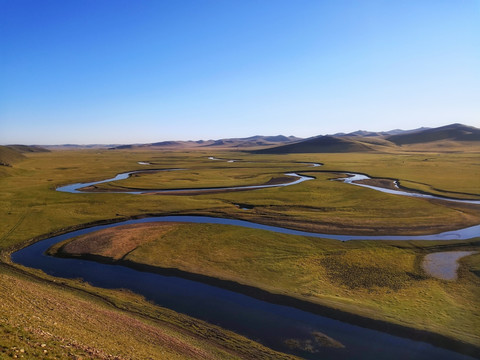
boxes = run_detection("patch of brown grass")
[58,223,179,260]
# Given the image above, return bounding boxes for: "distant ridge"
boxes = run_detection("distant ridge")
[253,135,374,154]
[5,145,50,153]
[386,123,480,145]
[44,144,119,150]
[383,127,431,136]
[110,135,301,150]
[202,135,300,148]
[253,123,480,154]
[15,123,479,153]
[333,127,430,137]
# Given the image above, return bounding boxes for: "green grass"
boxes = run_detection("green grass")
[315,152,480,198]
[96,167,287,190]
[1,149,474,247]
[1,148,480,357]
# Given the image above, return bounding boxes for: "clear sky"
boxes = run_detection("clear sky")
[1,0,479,145]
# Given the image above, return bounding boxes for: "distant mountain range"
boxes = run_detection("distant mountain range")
[332,127,431,137]
[3,124,479,160]
[254,123,480,154]
[385,124,480,145]
[112,135,301,150]
[109,123,479,153]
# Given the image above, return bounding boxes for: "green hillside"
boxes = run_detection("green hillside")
[0,146,26,166]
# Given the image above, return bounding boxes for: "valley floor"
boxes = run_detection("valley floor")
[1,148,479,359]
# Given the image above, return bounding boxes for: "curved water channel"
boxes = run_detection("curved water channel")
[57,162,480,205]
[12,217,477,360]
[56,169,314,194]
[13,160,480,359]
[340,173,480,205]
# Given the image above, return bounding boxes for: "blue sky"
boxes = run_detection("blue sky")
[1,0,479,144]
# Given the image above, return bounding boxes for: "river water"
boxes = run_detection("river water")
[56,166,480,205]
[12,217,478,360]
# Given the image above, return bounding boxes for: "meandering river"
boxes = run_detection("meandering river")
[56,170,315,194]
[12,160,480,359]
[12,218,477,360]
[56,163,480,205]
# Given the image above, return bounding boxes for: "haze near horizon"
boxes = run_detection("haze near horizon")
[1,1,479,145]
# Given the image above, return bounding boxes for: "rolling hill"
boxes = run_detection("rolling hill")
[253,135,375,154]
[386,123,480,145]
[5,145,50,153]
[253,124,480,154]
[0,146,26,166]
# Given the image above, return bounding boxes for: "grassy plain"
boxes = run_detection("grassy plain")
[1,148,480,358]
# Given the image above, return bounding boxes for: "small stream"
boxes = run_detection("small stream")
[340,173,480,205]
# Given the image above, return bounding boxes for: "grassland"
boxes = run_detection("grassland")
[85,152,480,199]
[1,148,480,358]
[4,149,475,240]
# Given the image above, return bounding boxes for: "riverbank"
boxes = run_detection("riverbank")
[0,262,296,360]
[48,249,480,358]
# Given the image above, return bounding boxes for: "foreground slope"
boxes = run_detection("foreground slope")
[0,262,296,359]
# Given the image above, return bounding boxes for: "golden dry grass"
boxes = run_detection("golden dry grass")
[0,263,298,360]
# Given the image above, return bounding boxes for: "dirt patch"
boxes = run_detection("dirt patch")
[264,176,297,185]
[353,178,399,190]
[57,223,179,260]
